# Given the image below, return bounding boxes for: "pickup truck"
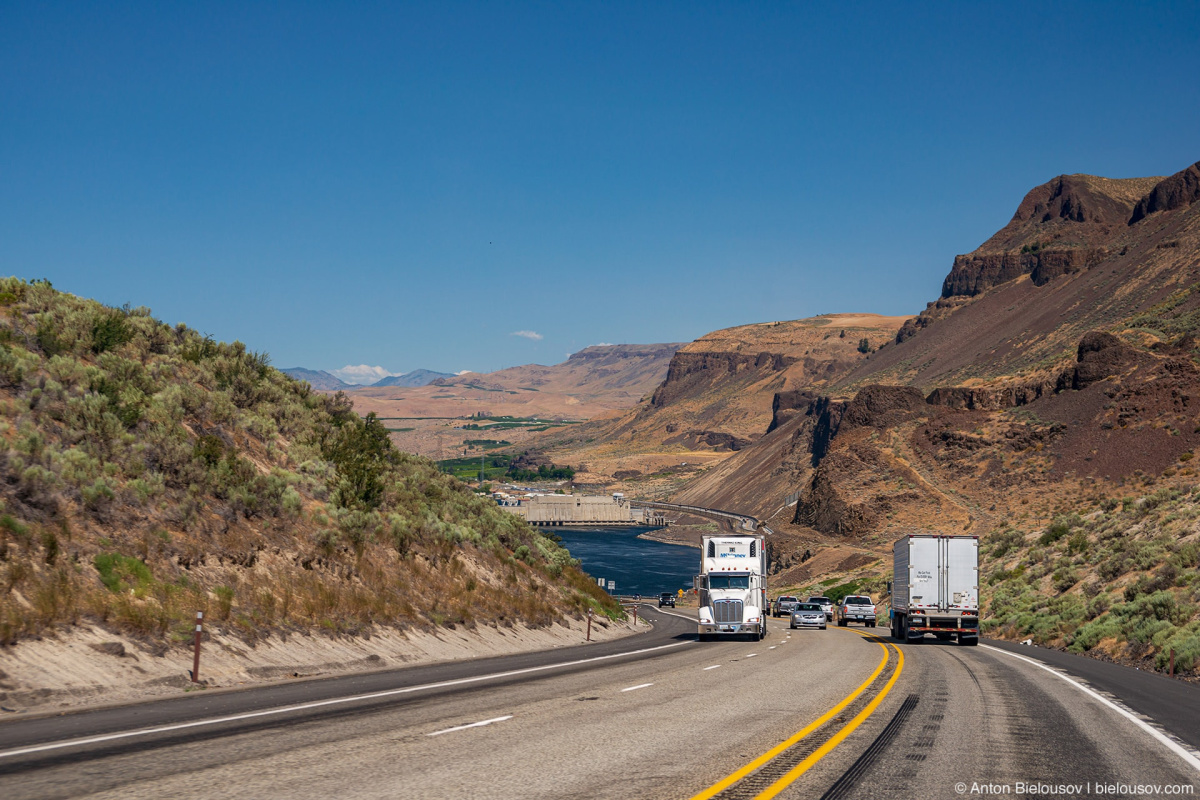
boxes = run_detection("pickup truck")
[772,596,800,617]
[836,595,877,627]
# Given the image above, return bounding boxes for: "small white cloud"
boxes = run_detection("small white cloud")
[332,364,400,385]
[594,342,614,347]
[510,330,543,341]
[455,369,471,375]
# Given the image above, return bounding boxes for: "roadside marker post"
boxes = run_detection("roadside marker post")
[586,610,593,642]
[191,611,203,683]
[1170,648,1175,677]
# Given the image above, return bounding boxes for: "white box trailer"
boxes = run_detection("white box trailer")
[891,534,979,645]
[696,534,767,641]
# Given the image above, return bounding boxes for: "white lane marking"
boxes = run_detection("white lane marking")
[745,653,758,658]
[703,665,721,671]
[0,639,694,760]
[427,715,512,737]
[982,645,1200,774]
[769,646,777,650]
[622,683,654,692]
[646,607,697,623]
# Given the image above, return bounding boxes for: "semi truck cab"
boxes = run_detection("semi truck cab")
[696,535,767,641]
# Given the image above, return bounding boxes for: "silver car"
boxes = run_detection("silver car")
[790,602,827,630]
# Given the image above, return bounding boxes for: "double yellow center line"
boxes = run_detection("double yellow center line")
[689,631,905,800]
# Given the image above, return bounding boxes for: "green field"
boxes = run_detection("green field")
[439,454,515,481]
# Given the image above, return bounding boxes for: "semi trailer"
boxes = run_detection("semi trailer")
[891,534,979,645]
[696,534,767,641]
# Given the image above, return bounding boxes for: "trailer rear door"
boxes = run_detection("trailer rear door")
[907,536,940,610]
[944,536,979,611]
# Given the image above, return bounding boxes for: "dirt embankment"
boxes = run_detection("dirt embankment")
[0,614,642,715]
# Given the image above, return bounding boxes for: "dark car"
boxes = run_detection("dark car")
[658,592,676,608]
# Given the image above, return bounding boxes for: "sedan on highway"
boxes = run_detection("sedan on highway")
[790,602,827,630]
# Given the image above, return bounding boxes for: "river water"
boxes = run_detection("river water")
[552,526,697,597]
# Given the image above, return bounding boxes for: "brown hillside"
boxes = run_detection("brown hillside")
[856,165,1199,390]
[658,159,1200,675]
[342,344,681,459]
[531,314,910,493]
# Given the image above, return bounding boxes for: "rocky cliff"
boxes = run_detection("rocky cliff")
[667,158,1200,674]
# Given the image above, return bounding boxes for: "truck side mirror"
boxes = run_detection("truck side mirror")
[886,580,893,593]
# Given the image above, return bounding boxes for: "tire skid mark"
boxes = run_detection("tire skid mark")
[817,694,920,800]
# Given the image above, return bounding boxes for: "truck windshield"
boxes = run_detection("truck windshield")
[709,575,750,590]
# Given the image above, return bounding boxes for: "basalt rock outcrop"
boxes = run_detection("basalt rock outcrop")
[1129,161,1200,224]
[650,351,797,408]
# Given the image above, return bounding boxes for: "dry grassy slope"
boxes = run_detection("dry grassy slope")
[533,314,909,492]
[0,278,623,666]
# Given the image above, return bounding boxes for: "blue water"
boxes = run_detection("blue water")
[552,526,697,597]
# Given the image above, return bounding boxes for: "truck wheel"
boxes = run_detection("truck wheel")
[837,619,847,627]
[959,634,978,646]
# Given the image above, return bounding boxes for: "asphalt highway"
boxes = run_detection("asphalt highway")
[0,610,1196,799]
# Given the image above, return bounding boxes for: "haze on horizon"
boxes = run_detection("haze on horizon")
[2,2,1198,377]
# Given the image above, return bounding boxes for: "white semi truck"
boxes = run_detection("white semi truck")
[696,534,767,641]
[891,534,979,645]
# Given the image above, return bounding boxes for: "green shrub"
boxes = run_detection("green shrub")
[1155,624,1200,672]
[93,553,153,593]
[1039,514,1079,546]
[91,310,133,354]
[0,514,31,545]
[214,585,235,620]
[81,477,116,511]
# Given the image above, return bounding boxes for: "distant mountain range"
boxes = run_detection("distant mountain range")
[370,369,456,387]
[279,367,454,390]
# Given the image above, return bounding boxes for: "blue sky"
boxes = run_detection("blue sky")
[2,2,1198,381]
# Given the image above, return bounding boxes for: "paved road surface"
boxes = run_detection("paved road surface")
[0,610,1196,799]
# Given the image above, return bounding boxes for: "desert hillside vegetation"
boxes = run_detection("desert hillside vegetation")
[0,278,620,648]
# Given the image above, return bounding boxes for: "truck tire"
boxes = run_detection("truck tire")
[959,634,978,646]
[837,619,847,627]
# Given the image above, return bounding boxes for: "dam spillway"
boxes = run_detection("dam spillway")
[497,493,667,527]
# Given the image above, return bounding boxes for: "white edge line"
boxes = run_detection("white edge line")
[621,683,654,692]
[703,665,721,671]
[0,639,694,760]
[982,644,1200,774]
[648,606,698,624]
[427,715,513,737]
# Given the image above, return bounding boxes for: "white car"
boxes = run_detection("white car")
[790,602,827,630]
[806,596,834,621]
[836,595,877,628]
